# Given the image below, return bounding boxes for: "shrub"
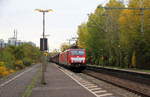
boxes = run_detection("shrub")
[0,61,5,66]
[2,71,10,76]
[8,69,15,73]
[0,66,12,77]
[0,66,6,75]
[14,60,25,69]
[23,58,32,66]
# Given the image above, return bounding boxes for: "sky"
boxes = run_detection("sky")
[0,0,109,51]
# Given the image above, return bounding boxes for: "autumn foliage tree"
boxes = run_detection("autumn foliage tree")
[60,43,71,52]
[77,0,150,69]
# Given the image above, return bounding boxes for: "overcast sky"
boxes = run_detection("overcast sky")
[0,0,108,51]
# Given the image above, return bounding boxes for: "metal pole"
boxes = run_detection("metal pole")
[140,9,144,33]
[41,12,46,85]
[43,12,45,39]
[69,40,70,45]
[0,42,2,48]
[140,0,144,34]
[43,12,47,72]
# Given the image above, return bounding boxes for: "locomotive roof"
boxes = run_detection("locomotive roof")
[67,48,85,50]
[59,49,85,54]
[66,49,85,51]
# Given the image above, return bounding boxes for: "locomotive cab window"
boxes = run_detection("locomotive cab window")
[70,50,84,55]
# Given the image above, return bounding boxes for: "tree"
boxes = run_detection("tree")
[60,43,71,52]
[119,0,150,68]
[77,0,150,69]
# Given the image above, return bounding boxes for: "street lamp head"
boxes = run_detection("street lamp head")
[72,37,77,40]
[35,9,53,12]
[35,9,43,12]
[46,9,53,12]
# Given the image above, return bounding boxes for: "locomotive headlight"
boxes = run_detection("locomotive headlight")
[71,58,74,63]
[71,58,73,61]
[71,57,85,63]
[82,58,85,63]
[82,58,85,60]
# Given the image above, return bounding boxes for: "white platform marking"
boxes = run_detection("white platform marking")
[82,82,92,85]
[86,85,98,88]
[90,88,102,91]
[94,90,107,94]
[98,93,113,97]
[84,84,96,87]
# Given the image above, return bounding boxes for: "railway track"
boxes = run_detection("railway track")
[83,65,150,97]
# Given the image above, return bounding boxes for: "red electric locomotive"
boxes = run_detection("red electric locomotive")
[51,49,86,71]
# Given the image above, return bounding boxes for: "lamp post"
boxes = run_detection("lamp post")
[35,9,53,84]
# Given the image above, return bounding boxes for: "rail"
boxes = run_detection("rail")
[84,65,150,97]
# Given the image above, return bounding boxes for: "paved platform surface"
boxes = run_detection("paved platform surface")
[30,63,96,97]
[0,64,40,97]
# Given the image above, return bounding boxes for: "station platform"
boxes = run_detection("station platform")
[30,63,97,97]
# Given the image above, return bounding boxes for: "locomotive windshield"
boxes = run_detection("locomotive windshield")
[70,50,84,55]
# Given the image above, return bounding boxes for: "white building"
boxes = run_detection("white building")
[8,37,17,46]
[1,37,36,47]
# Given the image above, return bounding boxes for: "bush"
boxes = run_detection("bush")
[0,44,41,71]
[0,61,5,66]
[14,60,25,69]
[8,69,15,73]
[0,66,6,76]
[0,66,12,77]
[2,71,10,76]
[0,61,16,77]
[23,58,32,66]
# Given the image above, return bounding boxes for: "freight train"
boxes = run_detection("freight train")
[50,49,86,71]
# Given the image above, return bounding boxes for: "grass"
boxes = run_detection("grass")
[22,68,41,97]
